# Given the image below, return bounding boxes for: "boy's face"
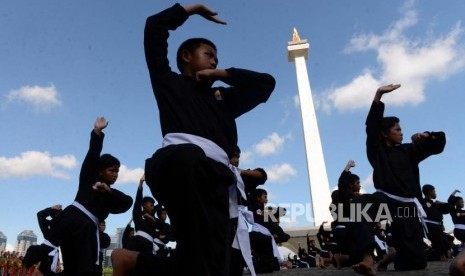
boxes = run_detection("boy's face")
[230,152,240,167]
[257,193,268,205]
[350,179,361,193]
[384,123,403,145]
[143,202,154,215]
[100,165,119,185]
[184,43,218,75]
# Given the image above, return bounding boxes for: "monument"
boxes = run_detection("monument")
[287,28,333,226]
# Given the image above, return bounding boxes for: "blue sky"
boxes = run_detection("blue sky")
[1,0,465,251]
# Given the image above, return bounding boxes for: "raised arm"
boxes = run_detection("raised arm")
[79,117,108,191]
[366,85,400,163]
[132,176,145,230]
[144,3,225,82]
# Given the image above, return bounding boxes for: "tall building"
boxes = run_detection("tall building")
[14,230,37,256]
[103,227,125,268]
[0,231,6,252]
[287,28,333,226]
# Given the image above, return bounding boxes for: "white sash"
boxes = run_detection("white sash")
[72,201,100,265]
[376,189,428,236]
[251,223,281,260]
[135,230,160,254]
[424,219,441,226]
[162,133,253,272]
[43,239,59,272]
[232,206,255,276]
[455,224,465,230]
[374,235,388,254]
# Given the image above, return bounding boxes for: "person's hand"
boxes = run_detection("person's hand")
[139,174,145,189]
[93,181,111,193]
[51,204,62,210]
[452,189,461,195]
[377,84,401,94]
[94,117,108,135]
[184,4,226,25]
[142,213,157,223]
[411,132,430,143]
[345,160,356,171]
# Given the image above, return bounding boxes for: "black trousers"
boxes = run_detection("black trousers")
[347,192,427,271]
[426,222,448,259]
[142,144,233,276]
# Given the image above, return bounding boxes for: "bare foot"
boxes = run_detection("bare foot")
[353,262,377,276]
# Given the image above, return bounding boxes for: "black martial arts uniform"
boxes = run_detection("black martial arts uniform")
[347,100,446,270]
[334,170,359,254]
[48,131,133,276]
[142,4,275,276]
[423,198,451,260]
[125,187,158,254]
[94,229,111,276]
[23,207,61,275]
[448,195,465,243]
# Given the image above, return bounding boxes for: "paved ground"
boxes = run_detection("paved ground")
[243,260,452,275]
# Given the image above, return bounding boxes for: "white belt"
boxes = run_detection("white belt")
[163,132,247,217]
[162,133,253,271]
[72,201,100,265]
[43,239,59,272]
[455,224,465,230]
[135,230,160,254]
[374,235,388,253]
[376,189,428,236]
[252,223,281,260]
[424,219,442,226]
[232,206,255,276]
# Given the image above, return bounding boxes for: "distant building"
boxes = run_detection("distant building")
[14,230,37,256]
[103,227,125,268]
[0,231,6,252]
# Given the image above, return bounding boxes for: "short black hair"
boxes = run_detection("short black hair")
[422,184,435,195]
[176,38,217,72]
[99,154,120,169]
[381,116,400,137]
[254,188,267,200]
[348,173,360,184]
[142,196,155,205]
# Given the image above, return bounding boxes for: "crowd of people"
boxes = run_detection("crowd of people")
[6,2,465,276]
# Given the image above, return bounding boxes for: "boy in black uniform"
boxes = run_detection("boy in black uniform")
[111,3,275,276]
[334,160,360,269]
[448,190,465,243]
[95,220,111,276]
[349,84,446,275]
[47,117,133,276]
[125,175,159,254]
[422,184,451,261]
[23,204,63,275]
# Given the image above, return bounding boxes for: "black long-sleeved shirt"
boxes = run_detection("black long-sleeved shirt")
[423,198,451,223]
[366,101,446,200]
[337,170,358,221]
[74,131,133,222]
[37,207,59,241]
[448,195,465,225]
[132,188,157,238]
[144,3,275,157]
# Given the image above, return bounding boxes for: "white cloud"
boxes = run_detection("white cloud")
[238,150,253,166]
[254,133,286,156]
[266,163,297,183]
[293,94,300,107]
[116,165,144,185]
[6,84,62,112]
[323,4,465,112]
[360,173,374,194]
[0,151,77,179]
